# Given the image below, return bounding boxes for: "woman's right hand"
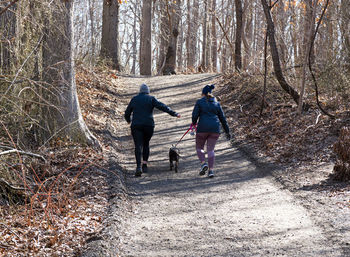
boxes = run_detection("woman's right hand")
[177,113,181,118]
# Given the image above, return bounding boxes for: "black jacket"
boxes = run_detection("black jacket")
[125,93,178,127]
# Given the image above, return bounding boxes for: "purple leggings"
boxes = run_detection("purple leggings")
[196,132,220,169]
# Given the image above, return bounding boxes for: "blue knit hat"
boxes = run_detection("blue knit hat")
[140,83,150,94]
[202,84,215,95]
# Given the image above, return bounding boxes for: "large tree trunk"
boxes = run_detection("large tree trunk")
[162,0,181,75]
[101,0,121,71]
[261,0,301,106]
[186,0,199,72]
[234,0,243,71]
[42,1,98,147]
[140,0,152,75]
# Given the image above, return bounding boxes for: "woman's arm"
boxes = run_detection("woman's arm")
[124,98,134,123]
[152,97,178,117]
[192,100,200,125]
[217,104,230,135]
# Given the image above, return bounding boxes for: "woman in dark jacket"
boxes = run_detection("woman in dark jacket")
[192,84,230,178]
[125,84,180,177]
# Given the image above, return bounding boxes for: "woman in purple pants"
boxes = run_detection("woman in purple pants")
[192,84,231,178]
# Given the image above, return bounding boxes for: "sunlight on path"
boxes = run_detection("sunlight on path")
[119,74,342,257]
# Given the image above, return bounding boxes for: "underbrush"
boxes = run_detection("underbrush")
[0,63,126,256]
[218,67,350,183]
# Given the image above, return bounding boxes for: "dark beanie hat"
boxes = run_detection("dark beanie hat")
[202,84,215,95]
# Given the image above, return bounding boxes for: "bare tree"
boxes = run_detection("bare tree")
[298,0,315,114]
[131,1,138,75]
[140,0,152,75]
[186,0,199,72]
[234,0,243,71]
[160,0,181,75]
[0,2,17,72]
[42,1,99,146]
[211,0,217,72]
[200,0,209,72]
[101,0,121,71]
[261,0,302,106]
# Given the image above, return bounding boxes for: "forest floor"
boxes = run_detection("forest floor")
[1,69,349,256]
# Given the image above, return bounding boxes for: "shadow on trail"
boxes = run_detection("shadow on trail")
[128,142,269,198]
[151,74,221,94]
[121,74,221,98]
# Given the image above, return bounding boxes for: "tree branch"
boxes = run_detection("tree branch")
[0,149,46,162]
[270,0,280,9]
[0,0,19,16]
[0,178,25,192]
[215,16,235,60]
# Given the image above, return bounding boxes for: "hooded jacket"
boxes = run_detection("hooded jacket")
[125,93,178,127]
[192,96,230,134]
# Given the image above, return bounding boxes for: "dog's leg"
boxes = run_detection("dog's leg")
[170,160,173,170]
[175,160,178,173]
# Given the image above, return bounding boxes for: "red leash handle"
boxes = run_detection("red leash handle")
[174,124,196,147]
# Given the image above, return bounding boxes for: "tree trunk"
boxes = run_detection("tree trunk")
[186,0,199,72]
[157,0,168,73]
[261,0,302,106]
[140,0,152,75]
[298,0,314,114]
[177,17,184,72]
[234,0,243,71]
[131,1,137,75]
[200,0,208,72]
[211,0,217,72]
[101,0,121,71]
[42,1,99,147]
[0,3,16,73]
[88,0,96,64]
[340,0,350,69]
[162,0,181,75]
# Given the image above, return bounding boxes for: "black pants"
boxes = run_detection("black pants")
[131,125,154,168]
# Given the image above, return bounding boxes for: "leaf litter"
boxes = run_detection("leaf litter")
[217,72,350,201]
[0,64,127,256]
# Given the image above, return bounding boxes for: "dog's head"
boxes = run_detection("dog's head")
[169,146,180,157]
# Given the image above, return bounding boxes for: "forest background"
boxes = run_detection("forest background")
[0,0,349,255]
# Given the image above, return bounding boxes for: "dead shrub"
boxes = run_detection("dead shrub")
[332,126,350,181]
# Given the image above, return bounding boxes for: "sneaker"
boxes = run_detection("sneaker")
[208,170,214,178]
[142,163,148,173]
[134,167,142,177]
[199,163,208,176]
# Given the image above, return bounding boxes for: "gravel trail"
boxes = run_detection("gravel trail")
[118,74,342,257]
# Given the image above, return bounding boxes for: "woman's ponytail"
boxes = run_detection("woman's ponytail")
[204,84,215,99]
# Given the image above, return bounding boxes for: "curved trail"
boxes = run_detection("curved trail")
[118,74,341,256]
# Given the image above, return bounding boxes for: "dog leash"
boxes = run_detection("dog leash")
[174,124,196,147]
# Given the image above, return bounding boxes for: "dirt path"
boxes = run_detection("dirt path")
[117,74,342,256]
